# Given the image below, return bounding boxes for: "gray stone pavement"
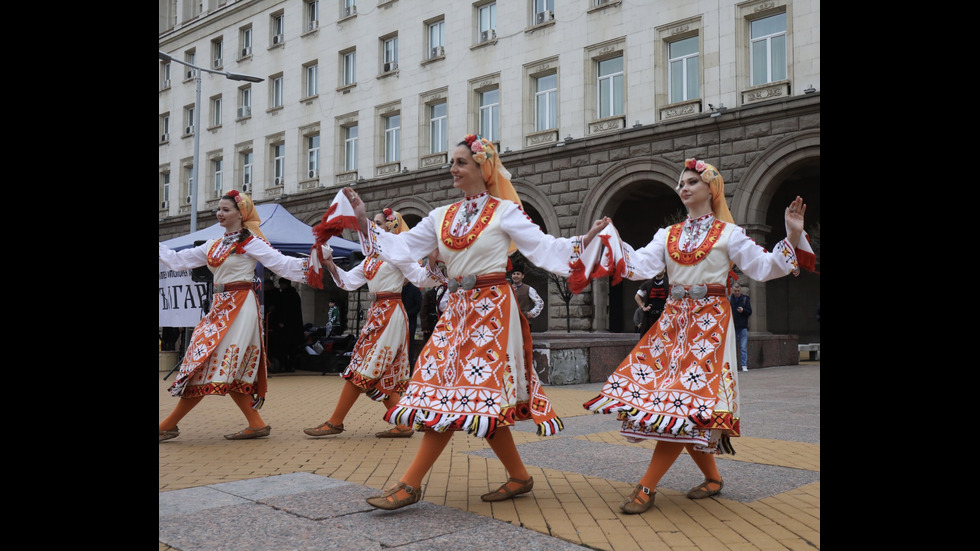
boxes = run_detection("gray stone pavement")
[160,362,819,550]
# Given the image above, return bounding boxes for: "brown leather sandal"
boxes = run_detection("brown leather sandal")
[620,484,656,514]
[686,478,723,499]
[159,426,180,442]
[375,427,415,438]
[365,481,422,510]
[481,476,534,502]
[223,425,271,440]
[303,421,344,437]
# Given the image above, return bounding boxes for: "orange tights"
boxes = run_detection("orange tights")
[630,442,723,504]
[383,425,528,503]
[327,380,411,431]
[158,392,266,432]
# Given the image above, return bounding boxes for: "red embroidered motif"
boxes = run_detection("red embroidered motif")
[666,221,725,265]
[441,197,500,250]
[362,254,384,280]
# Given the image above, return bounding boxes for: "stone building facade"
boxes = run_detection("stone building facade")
[159,0,821,352]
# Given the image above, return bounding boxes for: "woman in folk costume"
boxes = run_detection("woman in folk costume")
[303,208,445,439]
[158,190,326,442]
[576,158,815,514]
[341,134,610,510]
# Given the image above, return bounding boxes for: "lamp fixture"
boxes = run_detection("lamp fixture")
[633,120,642,128]
[804,84,816,94]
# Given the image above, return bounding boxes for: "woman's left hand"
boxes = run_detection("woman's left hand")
[583,216,612,248]
[343,187,369,233]
[785,196,806,245]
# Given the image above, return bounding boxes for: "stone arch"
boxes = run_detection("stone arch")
[514,180,561,234]
[729,129,820,343]
[730,129,820,224]
[389,196,435,225]
[578,157,679,233]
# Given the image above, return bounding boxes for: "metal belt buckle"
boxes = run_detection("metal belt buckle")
[460,274,477,290]
[447,279,459,293]
[688,284,708,300]
[670,285,686,300]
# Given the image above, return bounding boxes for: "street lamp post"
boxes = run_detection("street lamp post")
[159,51,264,231]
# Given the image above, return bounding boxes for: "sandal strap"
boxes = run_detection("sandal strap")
[382,482,415,498]
[697,478,723,489]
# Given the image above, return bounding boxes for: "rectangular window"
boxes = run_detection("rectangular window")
[308,135,320,177]
[211,96,222,127]
[344,125,358,171]
[212,40,223,67]
[479,89,499,142]
[242,151,254,189]
[533,0,554,20]
[750,13,787,86]
[384,37,398,67]
[597,56,624,118]
[668,36,700,103]
[306,0,319,31]
[384,115,400,163]
[162,62,171,88]
[273,13,285,41]
[429,21,444,58]
[163,173,171,205]
[273,144,285,182]
[535,73,557,131]
[241,87,252,108]
[185,106,195,133]
[343,0,356,16]
[479,3,496,34]
[343,52,356,85]
[273,76,284,108]
[213,159,223,198]
[306,63,318,97]
[162,114,170,139]
[241,27,253,57]
[184,50,196,79]
[429,102,447,153]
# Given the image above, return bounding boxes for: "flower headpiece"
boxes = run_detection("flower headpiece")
[463,134,495,166]
[685,158,708,174]
[381,208,405,234]
[225,189,245,205]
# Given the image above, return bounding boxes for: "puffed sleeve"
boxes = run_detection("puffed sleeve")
[239,237,311,283]
[158,241,209,271]
[329,261,368,291]
[727,227,802,281]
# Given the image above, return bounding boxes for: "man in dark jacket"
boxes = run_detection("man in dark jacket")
[729,283,752,372]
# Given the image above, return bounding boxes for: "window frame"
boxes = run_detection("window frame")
[667,35,700,104]
[343,124,358,172]
[384,113,401,164]
[596,55,624,119]
[479,88,499,143]
[749,12,787,86]
[534,72,558,132]
[305,62,319,98]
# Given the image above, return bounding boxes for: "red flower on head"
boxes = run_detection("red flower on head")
[383,208,396,222]
[463,134,477,147]
[226,189,243,203]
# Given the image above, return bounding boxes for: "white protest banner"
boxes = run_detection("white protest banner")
[159,262,211,327]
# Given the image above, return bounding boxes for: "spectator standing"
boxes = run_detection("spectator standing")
[510,267,544,321]
[276,278,304,372]
[729,283,752,372]
[326,299,342,336]
[633,272,668,335]
[401,280,423,369]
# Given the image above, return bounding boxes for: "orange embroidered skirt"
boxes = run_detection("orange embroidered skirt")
[343,292,411,402]
[584,294,740,454]
[385,275,563,438]
[168,282,268,407]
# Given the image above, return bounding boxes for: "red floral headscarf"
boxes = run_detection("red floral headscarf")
[679,158,734,224]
